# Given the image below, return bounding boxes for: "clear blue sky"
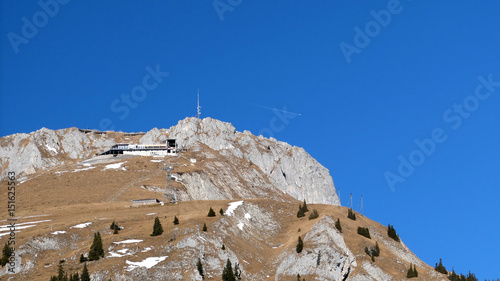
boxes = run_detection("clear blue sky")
[2,1,500,278]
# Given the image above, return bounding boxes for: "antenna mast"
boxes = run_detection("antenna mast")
[350,193,353,210]
[196,89,201,119]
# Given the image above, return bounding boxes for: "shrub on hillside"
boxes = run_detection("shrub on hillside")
[173,216,179,225]
[297,205,305,218]
[387,224,400,242]
[357,227,371,239]
[301,200,309,213]
[308,209,319,220]
[0,243,11,267]
[202,223,207,232]
[220,208,224,215]
[347,209,356,220]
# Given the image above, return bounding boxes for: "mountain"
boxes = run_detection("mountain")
[0,118,448,280]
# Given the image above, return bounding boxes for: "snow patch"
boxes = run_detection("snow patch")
[103,162,126,170]
[51,231,66,235]
[114,239,143,244]
[45,144,57,154]
[125,256,167,271]
[146,213,157,216]
[237,222,244,230]
[72,167,95,173]
[150,160,162,162]
[225,200,243,216]
[70,222,92,229]
[244,213,251,220]
[141,247,152,252]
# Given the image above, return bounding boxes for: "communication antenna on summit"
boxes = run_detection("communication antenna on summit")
[196,89,201,119]
[349,193,353,210]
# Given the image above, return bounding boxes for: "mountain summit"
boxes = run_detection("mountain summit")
[0,117,340,205]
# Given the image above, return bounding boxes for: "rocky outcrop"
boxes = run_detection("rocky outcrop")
[0,117,340,205]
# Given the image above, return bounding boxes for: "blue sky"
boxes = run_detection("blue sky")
[2,1,500,278]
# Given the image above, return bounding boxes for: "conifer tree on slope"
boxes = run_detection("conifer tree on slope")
[88,232,104,261]
[151,217,164,236]
[222,259,236,281]
[81,263,90,281]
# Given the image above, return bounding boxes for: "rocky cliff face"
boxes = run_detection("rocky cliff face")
[0,117,340,206]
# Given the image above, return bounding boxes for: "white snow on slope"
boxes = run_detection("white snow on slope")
[104,162,126,170]
[126,256,167,271]
[225,201,243,216]
[244,213,251,220]
[51,231,66,235]
[0,220,51,229]
[45,144,57,154]
[114,239,143,244]
[237,222,244,230]
[71,222,92,229]
[73,167,95,173]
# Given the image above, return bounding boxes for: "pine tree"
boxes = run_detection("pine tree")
[196,258,204,279]
[296,236,304,253]
[297,205,305,218]
[207,207,216,217]
[81,263,90,281]
[173,216,179,225]
[202,223,207,232]
[221,244,226,250]
[302,199,309,213]
[387,224,400,242]
[0,243,11,267]
[222,259,236,281]
[88,232,104,261]
[150,217,164,236]
[335,218,342,233]
[220,208,224,215]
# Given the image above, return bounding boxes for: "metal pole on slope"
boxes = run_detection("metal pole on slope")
[360,195,363,215]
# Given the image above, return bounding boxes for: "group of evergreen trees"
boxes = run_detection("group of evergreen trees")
[297,200,309,218]
[434,258,479,281]
[407,263,418,278]
[49,261,90,281]
[387,224,400,242]
[221,259,241,281]
[357,227,371,239]
[364,242,380,262]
